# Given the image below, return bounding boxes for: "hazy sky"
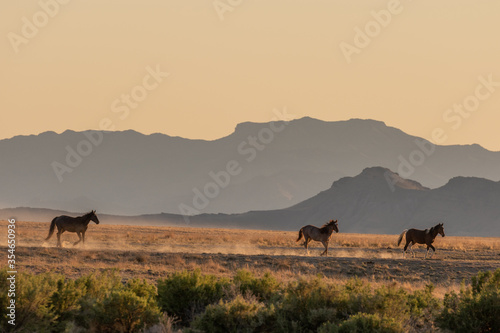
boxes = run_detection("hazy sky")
[2,0,500,150]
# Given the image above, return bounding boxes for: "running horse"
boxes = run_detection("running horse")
[397,223,445,259]
[45,210,100,247]
[296,220,339,256]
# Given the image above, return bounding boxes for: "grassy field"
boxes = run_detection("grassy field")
[2,220,499,295]
[2,220,500,332]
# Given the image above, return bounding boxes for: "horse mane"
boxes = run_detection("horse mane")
[82,211,94,218]
[319,221,335,234]
[429,224,442,236]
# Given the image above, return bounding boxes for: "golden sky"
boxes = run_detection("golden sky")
[2,0,500,150]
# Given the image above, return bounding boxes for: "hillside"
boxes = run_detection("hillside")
[180,167,500,236]
[2,118,500,216]
[3,167,499,237]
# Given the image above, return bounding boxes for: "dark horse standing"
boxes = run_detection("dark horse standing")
[296,220,339,256]
[397,223,445,259]
[45,210,100,247]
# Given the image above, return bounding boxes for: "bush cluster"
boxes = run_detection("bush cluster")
[437,269,500,332]
[1,267,499,332]
[0,268,160,332]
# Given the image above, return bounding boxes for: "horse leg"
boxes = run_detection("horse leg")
[403,241,410,258]
[405,242,414,258]
[305,238,310,255]
[428,244,436,258]
[73,232,82,246]
[82,231,86,247]
[321,241,328,256]
[57,229,64,248]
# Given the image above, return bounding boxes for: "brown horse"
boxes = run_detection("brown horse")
[45,210,100,247]
[296,220,339,256]
[397,223,445,259]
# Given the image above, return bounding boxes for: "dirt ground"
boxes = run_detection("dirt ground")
[2,220,499,291]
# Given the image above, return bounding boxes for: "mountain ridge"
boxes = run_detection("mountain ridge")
[2,167,499,237]
[4,117,500,153]
[2,117,500,216]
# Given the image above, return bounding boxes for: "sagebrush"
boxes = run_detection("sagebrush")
[1,267,499,332]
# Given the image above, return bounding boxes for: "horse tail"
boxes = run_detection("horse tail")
[45,218,57,240]
[397,229,408,246]
[296,228,304,242]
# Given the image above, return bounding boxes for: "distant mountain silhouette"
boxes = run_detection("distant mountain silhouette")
[175,167,500,236]
[3,167,499,237]
[1,117,500,215]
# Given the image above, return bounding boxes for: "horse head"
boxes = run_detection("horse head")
[329,219,339,233]
[90,210,100,224]
[437,223,445,237]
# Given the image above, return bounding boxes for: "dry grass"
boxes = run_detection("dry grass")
[1,220,499,295]
[334,232,500,251]
[4,219,498,252]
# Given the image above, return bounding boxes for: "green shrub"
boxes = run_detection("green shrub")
[93,289,161,333]
[369,284,408,325]
[125,278,158,302]
[338,313,401,333]
[157,269,229,324]
[234,270,281,301]
[52,269,161,332]
[437,268,500,333]
[76,268,122,300]
[73,269,124,329]
[308,307,338,330]
[274,276,435,333]
[50,277,86,331]
[317,321,340,333]
[73,273,161,332]
[275,276,342,332]
[0,268,163,332]
[0,268,14,332]
[13,271,62,333]
[406,284,440,331]
[1,269,87,332]
[339,280,437,332]
[9,266,490,332]
[191,295,275,333]
[318,277,376,324]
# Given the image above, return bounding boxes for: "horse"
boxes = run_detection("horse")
[296,220,339,256]
[397,223,445,259]
[45,210,100,247]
